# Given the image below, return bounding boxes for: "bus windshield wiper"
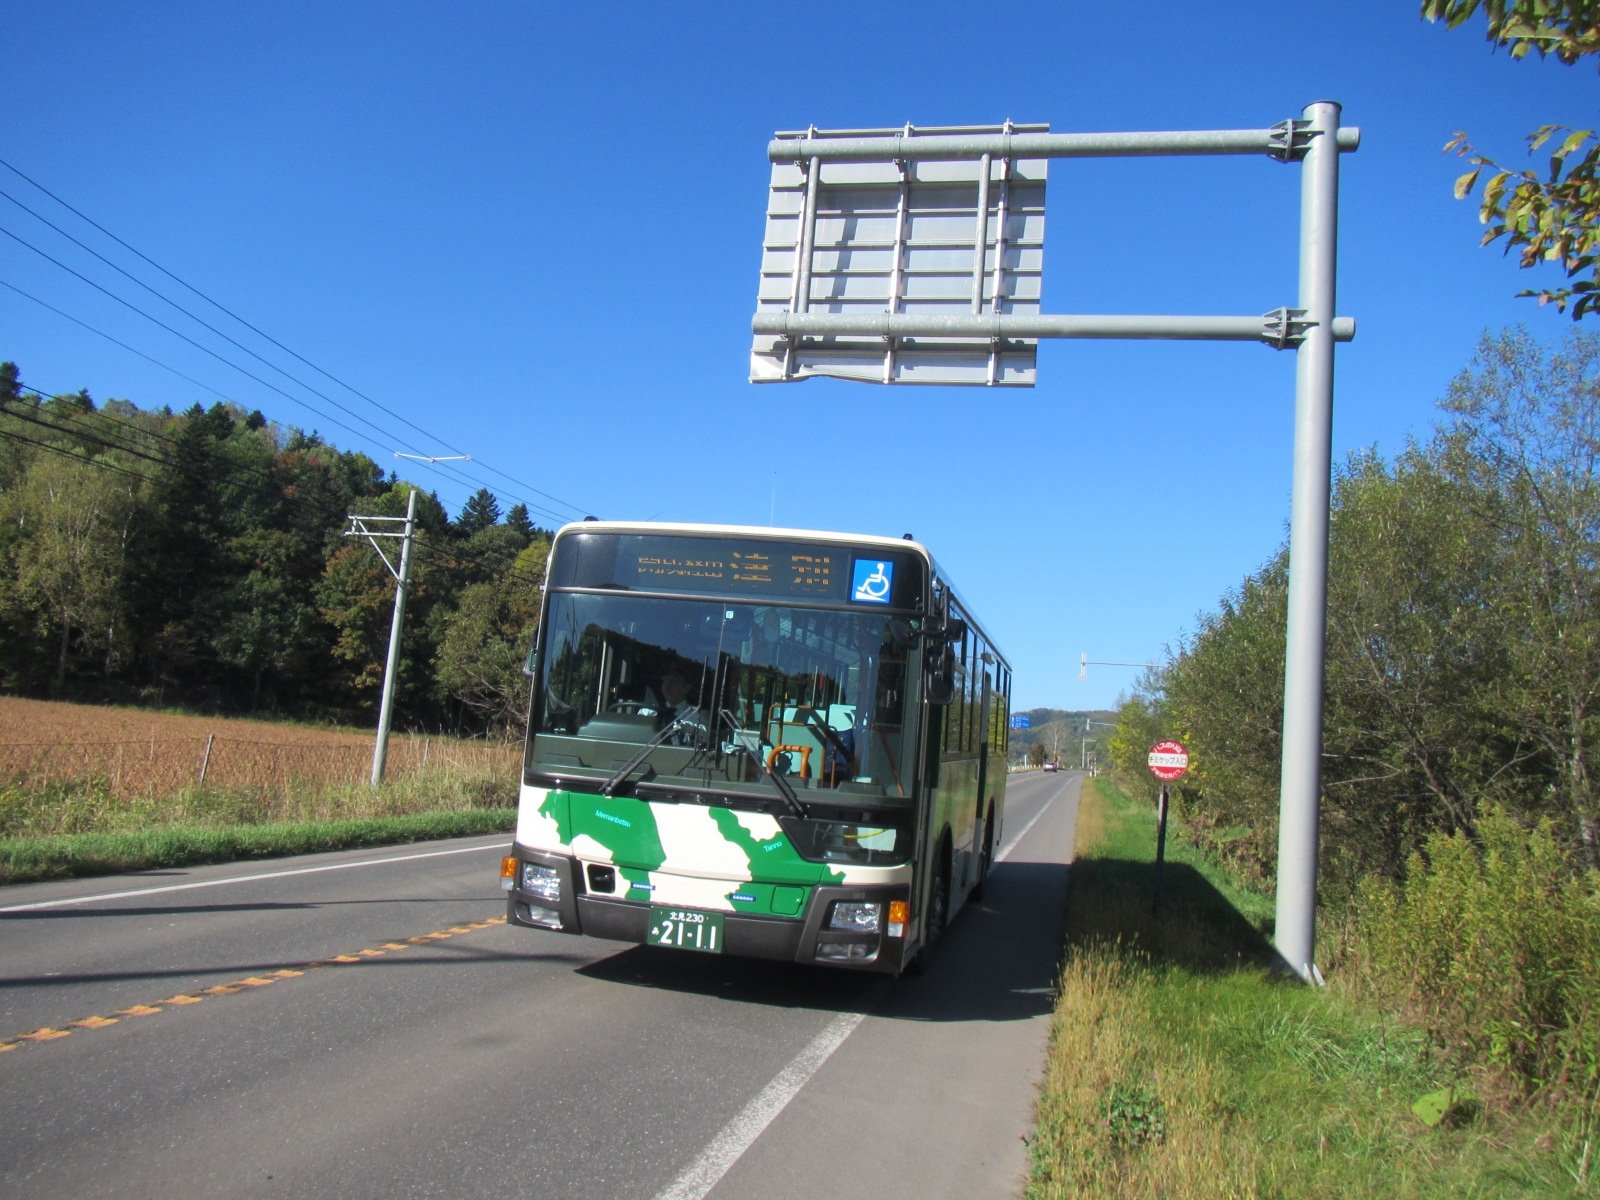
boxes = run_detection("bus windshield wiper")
[599,718,688,797]
[718,708,804,817]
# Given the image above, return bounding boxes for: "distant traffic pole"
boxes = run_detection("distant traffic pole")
[1274,101,1343,984]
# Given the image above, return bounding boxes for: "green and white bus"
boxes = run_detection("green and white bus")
[502,521,1010,973]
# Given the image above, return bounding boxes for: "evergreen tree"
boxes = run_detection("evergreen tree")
[456,488,502,536]
[505,503,537,542]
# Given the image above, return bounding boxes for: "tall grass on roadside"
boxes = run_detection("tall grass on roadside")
[0,766,515,883]
[1336,808,1600,1161]
[1026,780,1586,1199]
[0,810,514,882]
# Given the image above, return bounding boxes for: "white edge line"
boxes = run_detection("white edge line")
[653,786,1062,1200]
[998,791,1056,861]
[0,840,507,913]
[652,1010,867,1200]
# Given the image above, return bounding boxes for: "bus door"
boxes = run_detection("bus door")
[976,668,992,839]
[901,633,937,949]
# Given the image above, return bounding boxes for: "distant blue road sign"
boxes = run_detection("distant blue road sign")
[1010,715,1031,729]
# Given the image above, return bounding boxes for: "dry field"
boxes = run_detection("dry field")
[0,697,520,799]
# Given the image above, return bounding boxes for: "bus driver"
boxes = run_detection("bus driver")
[658,671,706,744]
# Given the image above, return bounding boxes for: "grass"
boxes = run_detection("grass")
[0,809,514,882]
[0,768,515,884]
[1026,778,1593,1199]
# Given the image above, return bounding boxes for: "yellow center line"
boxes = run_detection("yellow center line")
[1,915,506,1055]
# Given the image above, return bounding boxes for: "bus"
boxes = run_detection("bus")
[501,521,1011,973]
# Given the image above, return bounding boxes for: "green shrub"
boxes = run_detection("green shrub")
[1342,808,1600,1130]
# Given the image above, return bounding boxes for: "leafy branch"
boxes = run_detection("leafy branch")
[1422,0,1600,64]
[1424,1,1600,318]
[1448,125,1600,318]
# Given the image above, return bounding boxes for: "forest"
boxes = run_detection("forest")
[1109,326,1600,892]
[0,360,551,738]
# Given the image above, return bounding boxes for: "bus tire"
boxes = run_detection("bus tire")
[906,842,951,976]
[970,808,995,903]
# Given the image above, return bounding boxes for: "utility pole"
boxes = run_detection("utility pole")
[345,488,418,786]
[1081,716,1115,770]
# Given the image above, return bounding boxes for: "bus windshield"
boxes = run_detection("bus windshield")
[527,591,918,807]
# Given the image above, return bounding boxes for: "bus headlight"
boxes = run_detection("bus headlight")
[518,903,564,930]
[828,901,882,933]
[816,942,875,962]
[520,862,562,903]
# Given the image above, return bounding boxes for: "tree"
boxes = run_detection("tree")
[1149,326,1600,890]
[434,538,549,735]
[1436,326,1600,862]
[210,528,323,709]
[1425,1,1600,316]
[6,455,137,692]
[433,581,534,734]
[505,503,538,541]
[455,488,502,536]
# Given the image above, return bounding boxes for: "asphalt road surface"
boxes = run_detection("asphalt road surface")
[0,771,1080,1200]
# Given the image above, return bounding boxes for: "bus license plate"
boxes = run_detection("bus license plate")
[646,906,724,954]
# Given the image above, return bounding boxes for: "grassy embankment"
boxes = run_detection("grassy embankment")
[0,773,514,884]
[0,698,515,884]
[1027,777,1594,1199]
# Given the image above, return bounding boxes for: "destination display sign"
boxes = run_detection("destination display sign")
[551,532,923,607]
[629,545,838,597]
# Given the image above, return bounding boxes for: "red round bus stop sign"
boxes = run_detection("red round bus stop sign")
[1147,741,1190,781]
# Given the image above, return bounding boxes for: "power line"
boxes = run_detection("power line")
[0,412,552,596]
[0,157,594,522]
[1,274,575,527]
[2,382,554,594]
[0,224,402,450]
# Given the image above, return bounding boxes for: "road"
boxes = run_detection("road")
[0,771,1080,1200]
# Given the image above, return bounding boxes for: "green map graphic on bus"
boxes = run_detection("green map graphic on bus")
[525,786,850,917]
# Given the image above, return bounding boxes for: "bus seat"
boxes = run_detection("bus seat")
[771,706,829,777]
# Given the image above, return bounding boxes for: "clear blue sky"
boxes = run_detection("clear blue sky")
[5,1,1595,712]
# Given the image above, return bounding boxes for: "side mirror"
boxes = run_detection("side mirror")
[919,616,967,646]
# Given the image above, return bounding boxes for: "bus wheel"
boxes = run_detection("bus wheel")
[970,810,994,903]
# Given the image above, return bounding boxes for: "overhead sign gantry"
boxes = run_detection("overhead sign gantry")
[749,103,1359,983]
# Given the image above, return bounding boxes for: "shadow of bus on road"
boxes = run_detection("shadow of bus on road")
[575,857,1074,1026]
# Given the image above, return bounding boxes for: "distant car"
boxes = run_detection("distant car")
[1043,761,1057,772]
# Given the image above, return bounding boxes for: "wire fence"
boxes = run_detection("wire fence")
[0,733,521,800]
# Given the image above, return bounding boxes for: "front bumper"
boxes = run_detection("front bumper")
[503,846,913,973]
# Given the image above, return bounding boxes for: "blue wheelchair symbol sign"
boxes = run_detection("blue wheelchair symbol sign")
[851,559,893,604]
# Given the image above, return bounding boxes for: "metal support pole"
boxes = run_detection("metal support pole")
[752,310,1354,345]
[1274,101,1342,982]
[1153,782,1170,915]
[970,154,992,313]
[371,488,418,787]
